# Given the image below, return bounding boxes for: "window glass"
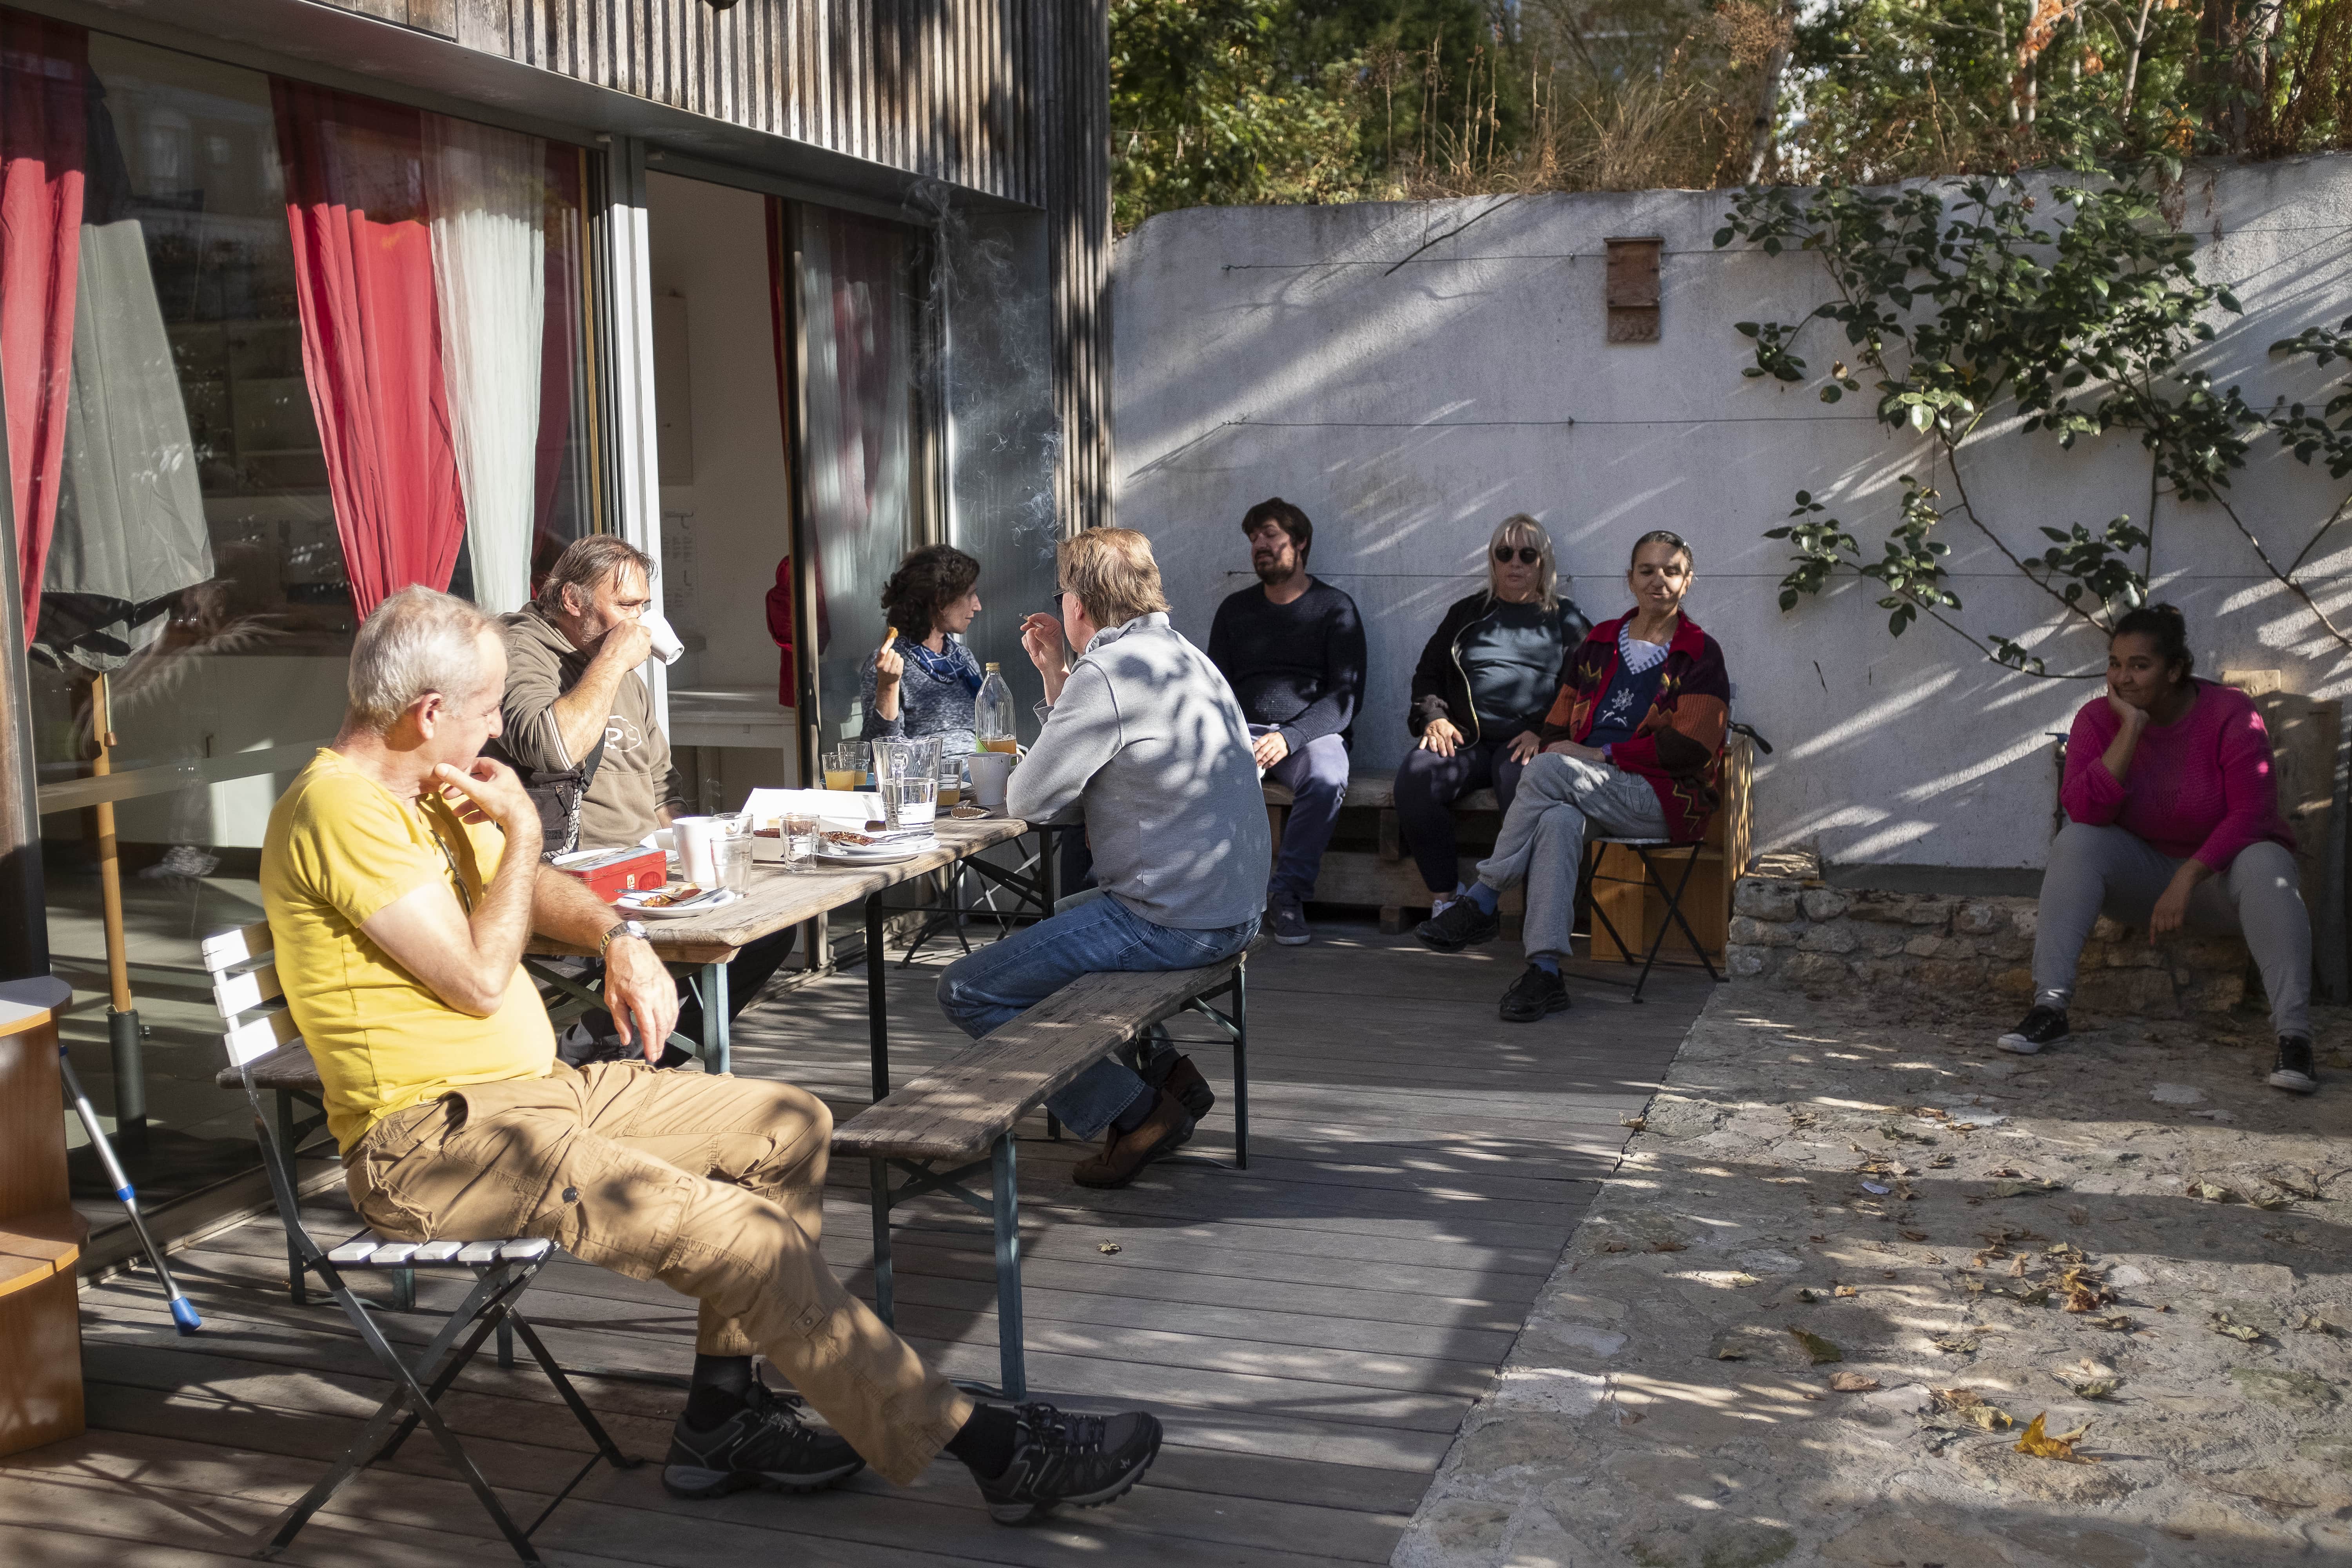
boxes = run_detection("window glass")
[1,12,596,1234]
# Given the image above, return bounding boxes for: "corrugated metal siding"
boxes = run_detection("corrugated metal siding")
[421,0,1107,528]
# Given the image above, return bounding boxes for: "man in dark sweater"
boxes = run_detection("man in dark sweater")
[1207,498,1367,946]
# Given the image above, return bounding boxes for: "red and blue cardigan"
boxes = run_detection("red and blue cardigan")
[1534,612,1730,844]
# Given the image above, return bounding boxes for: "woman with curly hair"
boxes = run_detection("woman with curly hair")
[861,543,987,754]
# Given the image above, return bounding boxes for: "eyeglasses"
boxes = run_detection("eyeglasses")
[1494,546,1543,566]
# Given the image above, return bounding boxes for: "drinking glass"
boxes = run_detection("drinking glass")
[936,755,965,809]
[715,833,754,893]
[823,744,860,791]
[882,775,936,832]
[782,812,820,872]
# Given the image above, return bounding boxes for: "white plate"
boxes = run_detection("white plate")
[615,887,742,920]
[816,837,935,866]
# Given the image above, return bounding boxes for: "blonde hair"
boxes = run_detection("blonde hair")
[1058,528,1170,629]
[348,586,499,731]
[1487,514,1559,613]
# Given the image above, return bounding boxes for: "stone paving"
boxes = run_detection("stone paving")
[1394,982,2351,1567]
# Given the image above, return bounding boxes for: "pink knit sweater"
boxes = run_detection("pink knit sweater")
[2060,681,2295,869]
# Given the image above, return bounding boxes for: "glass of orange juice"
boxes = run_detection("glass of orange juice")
[823,744,859,791]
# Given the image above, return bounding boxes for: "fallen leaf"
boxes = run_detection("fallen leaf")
[1833,1285,1860,1299]
[1789,1328,1843,1365]
[2087,1313,2136,1332]
[2185,1180,2242,1204]
[1097,1241,1122,1255]
[2296,1311,2343,1338]
[2209,1313,2265,1343]
[1928,1153,1956,1168]
[1828,1372,1880,1392]
[1601,1240,1630,1253]
[1989,1167,2022,1179]
[1991,1177,2065,1198]
[1714,1345,1747,1360]
[1932,1335,1981,1354]
[1797,1288,1820,1304]
[2058,1267,2116,1314]
[1620,1116,1647,1131]
[1901,1230,1931,1242]
[2268,1171,2323,1200]
[2072,1377,2120,1399]
[1931,1388,2014,1430]
[2013,1412,2096,1462]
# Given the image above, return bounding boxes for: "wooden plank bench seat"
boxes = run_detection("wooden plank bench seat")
[831,941,1258,1400]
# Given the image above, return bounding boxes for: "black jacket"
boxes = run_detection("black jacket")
[1406,591,1591,744]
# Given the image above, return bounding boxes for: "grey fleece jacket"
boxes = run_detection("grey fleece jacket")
[1007,612,1270,929]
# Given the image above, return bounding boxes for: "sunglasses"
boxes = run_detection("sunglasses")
[1494,546,1543,565]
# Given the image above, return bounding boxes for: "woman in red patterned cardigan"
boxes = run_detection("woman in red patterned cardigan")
[1417,531,1730,1021]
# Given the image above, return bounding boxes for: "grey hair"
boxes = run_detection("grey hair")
[1487,514,1559,613]
[347,586,499,730]
[536,535,654,615]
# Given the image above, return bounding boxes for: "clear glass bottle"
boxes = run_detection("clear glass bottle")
[975,662,1018,753]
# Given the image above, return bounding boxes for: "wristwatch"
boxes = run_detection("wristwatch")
[598,919,648,959]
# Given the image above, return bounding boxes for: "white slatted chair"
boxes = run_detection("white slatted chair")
[203,920,638,1563]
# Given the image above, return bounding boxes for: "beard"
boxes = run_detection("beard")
[1254,554,1296,585]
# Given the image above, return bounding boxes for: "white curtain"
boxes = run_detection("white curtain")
[423,113,544,614]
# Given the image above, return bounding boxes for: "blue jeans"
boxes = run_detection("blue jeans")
[1260,729,1349,901]
[936,888,1260,1139]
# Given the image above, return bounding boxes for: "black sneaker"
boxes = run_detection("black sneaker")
[1417,895,1502,953]
[1997,1005,2069,1055]
[971,1401,1163,1525]
[662,1383,866,1498]
[1498,964,1571,1022]
[2269,1034,2319,1094]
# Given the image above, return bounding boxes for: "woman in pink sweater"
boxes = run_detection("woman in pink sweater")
[1999,606,2316,1093]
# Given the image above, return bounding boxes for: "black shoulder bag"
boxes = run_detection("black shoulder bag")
[488,729,608,860]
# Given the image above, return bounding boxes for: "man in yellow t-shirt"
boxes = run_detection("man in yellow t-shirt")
[261,586,1160,1524]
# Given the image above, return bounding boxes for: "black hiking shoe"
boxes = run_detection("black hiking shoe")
[1996,1005,2069,1055]
[970,1401,1163,1525]
[1417,895,1501,953]
[2269,1034,2319,1094]
[1498,964,1571,1023]
[662,1382,866,1498]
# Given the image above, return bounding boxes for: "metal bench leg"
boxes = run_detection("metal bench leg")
[992,1133,1025,1402]
[497,1316,515,1369]
[276,1089,307,1306]
[870,1157,896,1327]
[1232,966,1250,1171]
[390,1267,415,1311]
[1045,1110,1060,1141]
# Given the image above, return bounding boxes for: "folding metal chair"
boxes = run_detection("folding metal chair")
[1579,835,1723,1003]
[202,921,639,1563]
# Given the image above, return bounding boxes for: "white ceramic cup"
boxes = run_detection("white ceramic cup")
[670,815,720,886]
[967,751,1015,810]
[642,612,685,666]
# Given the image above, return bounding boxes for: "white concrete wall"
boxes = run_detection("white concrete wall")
[1113,158,2352,870]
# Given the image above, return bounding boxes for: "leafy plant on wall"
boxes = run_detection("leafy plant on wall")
[1712,167,2352,675]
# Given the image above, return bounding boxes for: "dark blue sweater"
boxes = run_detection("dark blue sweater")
[1207,578,1367,751]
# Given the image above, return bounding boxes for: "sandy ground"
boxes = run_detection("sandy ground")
[1393,983,2351,1567]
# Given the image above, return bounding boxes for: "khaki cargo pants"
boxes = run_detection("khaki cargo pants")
[345,1060,970,1485]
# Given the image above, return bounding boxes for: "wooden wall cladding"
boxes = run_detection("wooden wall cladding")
[309,0,1114,529]
[1604,236,1661,345]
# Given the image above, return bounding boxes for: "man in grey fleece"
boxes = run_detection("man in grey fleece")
[936,528,1269,1189]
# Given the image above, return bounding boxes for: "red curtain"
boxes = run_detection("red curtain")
[0,16,86,646]
[272,81,464,619]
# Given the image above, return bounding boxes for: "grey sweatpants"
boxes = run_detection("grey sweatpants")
[2032,820,2311,1036]
[1475,754,1669,961]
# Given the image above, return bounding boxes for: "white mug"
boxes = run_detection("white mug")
[967,751,1015,810]
[671,815,720,886]
[642,612,685,666]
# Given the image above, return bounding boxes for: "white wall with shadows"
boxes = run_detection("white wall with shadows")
[1111,156,2352,873]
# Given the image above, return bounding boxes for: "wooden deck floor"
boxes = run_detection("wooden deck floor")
[9,922,1710,1567]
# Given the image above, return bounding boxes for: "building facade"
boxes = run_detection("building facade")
[0,0,1109,1234]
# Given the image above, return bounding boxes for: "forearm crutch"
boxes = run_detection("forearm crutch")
[58,1042,200,1333]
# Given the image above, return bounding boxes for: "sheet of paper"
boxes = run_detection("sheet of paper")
[741,787,884,826]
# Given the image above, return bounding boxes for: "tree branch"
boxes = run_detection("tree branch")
[1941,441,2109,627]
[2214,494,2352,651]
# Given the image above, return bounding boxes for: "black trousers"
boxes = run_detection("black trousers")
[1395,739,1530,893]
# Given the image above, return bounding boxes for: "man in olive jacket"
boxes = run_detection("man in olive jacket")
[497,536,788,1062]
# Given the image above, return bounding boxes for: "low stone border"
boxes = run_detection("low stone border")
[1728,873,2255,1017]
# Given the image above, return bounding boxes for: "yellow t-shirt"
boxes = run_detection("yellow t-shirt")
[261,749,556,1151]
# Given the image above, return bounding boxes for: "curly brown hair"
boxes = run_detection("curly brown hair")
[879,544,980,637]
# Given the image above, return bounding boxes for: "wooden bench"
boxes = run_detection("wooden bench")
[2,980,89,1458]
[830,944,1257,1401]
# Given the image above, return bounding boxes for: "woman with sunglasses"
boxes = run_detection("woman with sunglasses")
[1417,529,1731,1022]
[1398,515,1591,915]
